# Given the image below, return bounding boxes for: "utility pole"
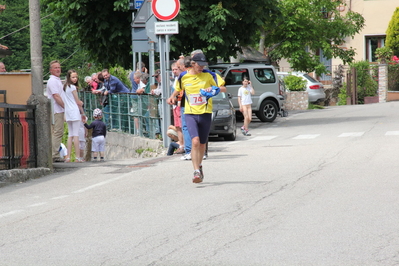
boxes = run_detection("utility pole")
[28,0,52,168]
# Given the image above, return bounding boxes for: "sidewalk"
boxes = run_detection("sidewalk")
[0,131,166,188]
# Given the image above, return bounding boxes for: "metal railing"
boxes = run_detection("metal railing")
[0,103,37,170]
[79,91,163,139]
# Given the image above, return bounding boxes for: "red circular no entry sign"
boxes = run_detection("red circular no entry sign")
[151,0,180,21]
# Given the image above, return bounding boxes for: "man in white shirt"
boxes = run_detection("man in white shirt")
[46,60,65,162]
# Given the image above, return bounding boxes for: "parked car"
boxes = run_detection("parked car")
[277,72,326,103]
[209,92,237,141]
[209,63,286,122]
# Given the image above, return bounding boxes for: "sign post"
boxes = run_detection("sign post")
[151,0,180,148]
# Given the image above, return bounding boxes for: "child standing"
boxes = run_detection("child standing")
[62,69,85,162]
[84,109,107,162]
[238,77,255,136]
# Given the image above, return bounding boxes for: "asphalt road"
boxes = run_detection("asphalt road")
[1,102,399,265]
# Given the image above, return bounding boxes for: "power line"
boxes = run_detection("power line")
[0,13,54,40]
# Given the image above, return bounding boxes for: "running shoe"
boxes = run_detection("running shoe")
[199,164,204,179]
[193,170,203,183]
[181,153,191,160]
[245,130,251,136]
[203,154,207,160]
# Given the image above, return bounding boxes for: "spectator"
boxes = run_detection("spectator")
[46,60,65,162]
[176,57,193,160]
[61,69,85,163]
[166,125,182,156]
[91,73,98,91]
[238,77,255,136]
[136,61,148,73]
[171,62,184,154]
[151,69,163,139]
[102,69,130,130]
[84,108,107,162]
[84,76,92,91]
[0,62,6,72]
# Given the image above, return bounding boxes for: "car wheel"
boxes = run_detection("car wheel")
[256,99,278,122]
[224,128,236,141]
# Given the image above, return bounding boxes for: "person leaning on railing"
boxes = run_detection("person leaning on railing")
[101,69,130,131]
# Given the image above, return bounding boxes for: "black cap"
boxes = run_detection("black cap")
[192,53,208,66]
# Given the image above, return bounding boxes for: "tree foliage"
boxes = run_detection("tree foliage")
[40,0,364,74]
[386,7,399,56]
[0,0,91,76]
[259,0,365,75]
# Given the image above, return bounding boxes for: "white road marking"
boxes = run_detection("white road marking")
[385,131,399,136]
[292,134,320,139]
[0,210,24,218]
[250,136,278,141]
[72,172,132,194]
[51,195,70,200]
[27,202,48,208]
[338,132,364,137]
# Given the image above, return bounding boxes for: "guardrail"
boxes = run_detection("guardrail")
[79,91,163,139]
[0,103,37,170]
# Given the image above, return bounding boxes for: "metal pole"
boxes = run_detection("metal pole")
[163,35,171,148]
[132,12,136,73]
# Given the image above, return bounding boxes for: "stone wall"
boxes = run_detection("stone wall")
[285,91,309,110]
[104,132,165,160]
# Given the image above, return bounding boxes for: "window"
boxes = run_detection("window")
[365,36,385,62]
[225,69,249,85]
[253,68,276,84]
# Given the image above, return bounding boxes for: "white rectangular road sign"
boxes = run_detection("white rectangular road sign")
[155,21,179,35]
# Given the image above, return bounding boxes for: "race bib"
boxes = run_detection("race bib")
[189,94,206,106]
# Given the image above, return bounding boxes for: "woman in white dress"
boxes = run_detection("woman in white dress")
[62,69,85,162]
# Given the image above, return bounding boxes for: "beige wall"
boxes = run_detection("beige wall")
[0,73,32,105]
[332,0,398,66]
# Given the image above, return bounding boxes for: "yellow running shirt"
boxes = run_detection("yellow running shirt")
[176,72,218,115]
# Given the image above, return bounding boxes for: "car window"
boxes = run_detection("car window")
[224,68,249,85]
[254,68,276,83]
[302,74,318,83]
[213,92,226,99]
[209,67,226,76]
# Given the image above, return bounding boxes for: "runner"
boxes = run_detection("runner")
[167,53,219,183]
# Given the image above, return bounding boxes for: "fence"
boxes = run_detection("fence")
[0,103,37,170]
[79,91,163,139]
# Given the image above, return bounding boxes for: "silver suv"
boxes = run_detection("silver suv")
[209,63,286,122]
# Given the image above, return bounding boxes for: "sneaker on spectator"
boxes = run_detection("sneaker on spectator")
[241,126,246,135]
[181,153,191,160]
[203,154,207,160]
[174,147,185,154]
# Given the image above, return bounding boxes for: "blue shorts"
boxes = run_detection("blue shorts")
[185,113,212,144]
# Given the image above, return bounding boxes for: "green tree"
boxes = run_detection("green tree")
[258,0,365,75]
[386,7,399,56]
[41,0,364,74]
[0,0,91,74]
[41,0,280,67]
[0,0,30,71]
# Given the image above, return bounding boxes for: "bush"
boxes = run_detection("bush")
[349,61,378,103]
[283,75,307,91]
[337,85,348,105]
